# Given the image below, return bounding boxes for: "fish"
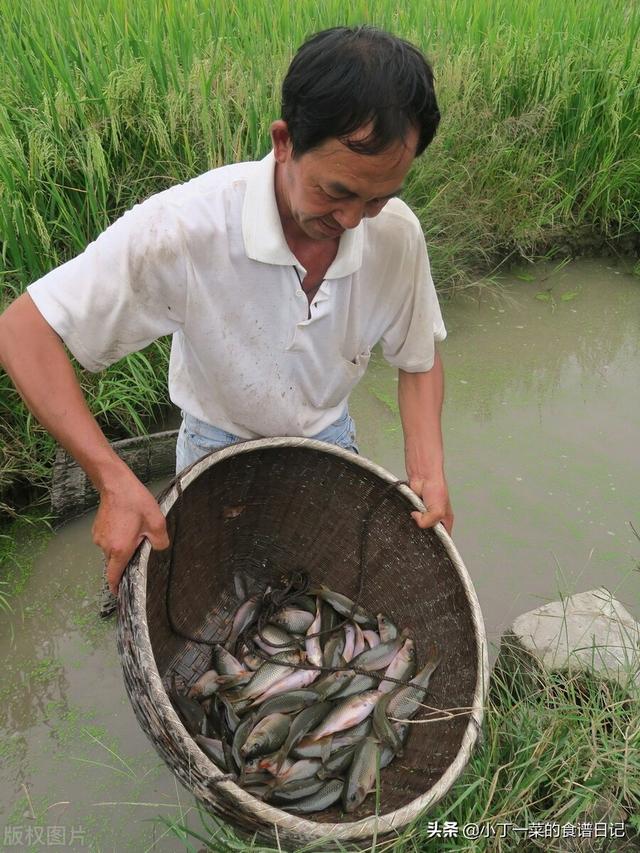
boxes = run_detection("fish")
[322,634,345,668]
[224,595,261,652]
[313,669,354,699]
[372,688,405,755]
[286,779,344,813]
[352,623,367,658]
[241,713,291,760]
[363,629,381,648]
[305,601,323,668]
[187,669,252,700]
[232,713,257,773]
[378,638,417,693]
[330,673,378,700]
[169,687,205,735]
[317,743,357,780]
[275,758,322,785]
[212,645,247,677]
[342,624,356,662]
[231,650,305,701]
[377,612,398,642]
[250,666,319,703]
[343,737,380,813]
[194,735,228,770]
[271,607,315,634]
[177,578,443,818]
[267,775,326,804]
[306,691,381,742]
[387,649,441,721]
[310,584,376,627]
[252,689,320,721]
[273,701,333,771]
[252,623,301,655]
[349,637,403,672]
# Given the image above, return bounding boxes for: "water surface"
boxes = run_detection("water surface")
[1,257,638,850]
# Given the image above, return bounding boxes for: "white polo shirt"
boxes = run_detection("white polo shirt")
[27,152,446,438]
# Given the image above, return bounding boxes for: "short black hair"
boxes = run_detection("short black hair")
[281,26,440,157]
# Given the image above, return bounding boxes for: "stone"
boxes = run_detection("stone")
[499,587,640,695]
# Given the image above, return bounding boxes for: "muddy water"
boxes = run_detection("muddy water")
[1,257,639,850]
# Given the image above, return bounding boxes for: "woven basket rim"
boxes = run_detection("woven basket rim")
[122,437,489,842]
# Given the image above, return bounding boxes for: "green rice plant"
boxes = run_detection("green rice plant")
[1,0,639,512]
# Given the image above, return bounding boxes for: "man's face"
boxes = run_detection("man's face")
[272,121,419,242]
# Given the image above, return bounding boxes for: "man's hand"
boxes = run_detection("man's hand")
[92,473,170,595]
[398,354,454,536]
[408,475,454,535]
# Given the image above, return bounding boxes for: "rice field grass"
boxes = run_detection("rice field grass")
[162,659,640,852]
[0,1,639,511]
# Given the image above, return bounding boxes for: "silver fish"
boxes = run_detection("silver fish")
[273,701,333,771]
[194,735,228,770]
[241,713,290,760]
[378,638,416,693]
[232,650,304,701]
[313,669,354,700]
[252,623,300,655]
[343,737,380,813]
[352,623,367,658]
[250,665,319,703]
[342,624,356,662]
[372,689,404,755]
[188,669,252,700]
[349,637,403,672]
[212,645,247,677]
[276,758,322,784]
[363,629,381,648]
[377,612,398,642]
[317,743,357,780]
[232,713,257,772]
[387,649,441,720]
[224,595,260,652]
[271,607,315,634]
[307,690,381,742]
[310,584,376,627]
[323,635,345,668]
[268,775,326,803]
[305,601,323,668]
[330,673,378,700]
[252,689,320,721]
[286,779,344,813]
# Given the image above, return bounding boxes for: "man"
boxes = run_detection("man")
[0,26,453,596]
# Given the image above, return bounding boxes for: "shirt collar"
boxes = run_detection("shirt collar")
[242,151,364,278]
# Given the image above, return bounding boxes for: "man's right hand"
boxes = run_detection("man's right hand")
[93,473,170,595]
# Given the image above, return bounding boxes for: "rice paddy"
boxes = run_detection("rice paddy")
[1,0,639,512]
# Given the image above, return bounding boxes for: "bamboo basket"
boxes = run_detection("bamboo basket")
[116,438,488,850]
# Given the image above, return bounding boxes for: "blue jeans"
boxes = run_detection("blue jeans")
[176,408,359,473]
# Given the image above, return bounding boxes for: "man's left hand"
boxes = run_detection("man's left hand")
[408,476,454,535]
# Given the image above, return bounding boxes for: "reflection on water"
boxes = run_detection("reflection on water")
[1,258,639,848]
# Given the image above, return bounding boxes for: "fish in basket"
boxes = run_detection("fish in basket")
[116,438,488,851]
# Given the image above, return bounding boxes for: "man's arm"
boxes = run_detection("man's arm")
[0,293,169,592]
[398,349,454,533]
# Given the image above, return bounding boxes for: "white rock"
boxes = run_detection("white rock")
[504,588,639,692]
